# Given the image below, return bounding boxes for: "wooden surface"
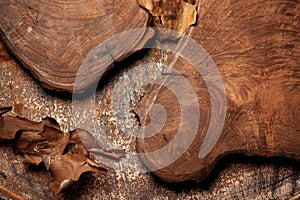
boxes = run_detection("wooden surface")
[0,37,299,199]
[0,0,300,199]
[0,0,151,92]
[135,0,300,182]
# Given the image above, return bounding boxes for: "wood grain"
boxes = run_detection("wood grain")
[0,0,299,197]
[0,34,299,200]
[0,0,151,92]
[135,0,300,182]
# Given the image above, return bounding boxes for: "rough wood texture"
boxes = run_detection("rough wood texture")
[0,0,299,198]
[138,0,197,34]
[0,107,116,195]
[0,0,151,92]
[0,38,299,199]
[135,0,300,182]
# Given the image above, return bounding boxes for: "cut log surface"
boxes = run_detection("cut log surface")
[0,0,299,199]
[0,0,150,92]
[135,0,300,182]
[0,33,299,199]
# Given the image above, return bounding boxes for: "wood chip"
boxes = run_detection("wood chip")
[0,106,124,194]
[138,0,197,35]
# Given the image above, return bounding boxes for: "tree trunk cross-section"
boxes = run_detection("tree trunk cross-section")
[135,0,300,182]
[0,0,151,92]
[0,31,299,199]
[0,0,299,198]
